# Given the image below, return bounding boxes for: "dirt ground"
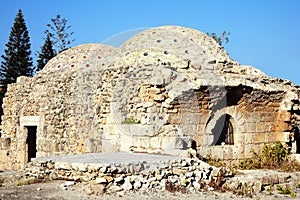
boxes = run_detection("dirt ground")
[1,170,300,200]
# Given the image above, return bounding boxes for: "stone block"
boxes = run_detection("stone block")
[246,123,256,133]
[261,176,272,186]
[119,134,133,151]
[55,162,72,170]
[138,137,150,148]
[167,114,181,124]
[210,147,223,159]
[244,133,253,144]
[235,133,245,145]
[222,146,233,159]
[260,112,275,122]
[255,122,266,132]
[247,114,260,123]
[96,177,107,184]
[84,138,95,153]
[265,132,277,143]
[161,136,191,150]
[129,125,157,137]
[252,132,266,143]
[193,133,205,147]
[181,113,201,125]
[101,139,118,152]
[244,144,255,159]
[16,76,29,84]
[277,111,291,122]
[233,145,245,160]
[275,121,289,132]
[72,162,88,172]
[149,137,162,149]
[276,132,290,142]
[179,125,198,137]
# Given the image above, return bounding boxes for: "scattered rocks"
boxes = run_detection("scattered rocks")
[95,177,107,184]
[20,156,300,197]
[122,177,133,191]
[85,188,94,195]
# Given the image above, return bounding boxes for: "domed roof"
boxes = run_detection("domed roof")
[120,26,232,67]
[43,43,117,72]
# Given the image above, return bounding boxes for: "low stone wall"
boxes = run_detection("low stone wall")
[21,156,300,196]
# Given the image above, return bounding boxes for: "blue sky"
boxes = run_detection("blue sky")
[1,0,299,84]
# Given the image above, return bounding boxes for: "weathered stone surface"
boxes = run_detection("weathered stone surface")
[0,25,299,171]
[95,177,107,184]
[122,177,133,191]
[22,155,300,197]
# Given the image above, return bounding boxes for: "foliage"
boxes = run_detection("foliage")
[296,183,300,189]
[239,142,300,171]
[204,153,226,168]
[0,9,33,90]
[261,141,288,168]
[207,31,231,46]
[0,9,33,118]
[36,34,56,72]
[15,177,43,186]
[277,185,296,197]
[121,117,141,124]
[45,14,75,53]
[205,142,300,172]
[0,176,5,187]
[239,150,261,170]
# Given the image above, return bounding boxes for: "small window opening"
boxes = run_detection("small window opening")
[212,114,234,145]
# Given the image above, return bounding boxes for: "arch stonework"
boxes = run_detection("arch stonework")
[198,106,247,160]
[205,106,246,136]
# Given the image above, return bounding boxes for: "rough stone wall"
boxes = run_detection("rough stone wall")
[0,69,105,169]
[1,25,300,170]
[200,87,291,162]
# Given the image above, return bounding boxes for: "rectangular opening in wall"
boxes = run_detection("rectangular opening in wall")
[26,126,37,162]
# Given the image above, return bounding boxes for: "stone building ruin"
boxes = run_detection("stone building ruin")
[1,25,300,170]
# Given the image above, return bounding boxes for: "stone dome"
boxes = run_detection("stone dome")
[120,25,233,67]
[43,43,117,72]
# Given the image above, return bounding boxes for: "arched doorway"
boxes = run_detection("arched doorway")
[212,114,234,145]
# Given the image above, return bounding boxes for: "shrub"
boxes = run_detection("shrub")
[261,142,288,168]
[277,185,296,197]
[0,176,5,187]
[239,142,300,171]
[121,117,141,124]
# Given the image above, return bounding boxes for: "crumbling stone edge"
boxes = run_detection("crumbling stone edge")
[22,158,300,196]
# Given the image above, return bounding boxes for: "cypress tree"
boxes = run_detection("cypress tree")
[0,9,33,90]
[36,34,56,72]
[0,9,33,118]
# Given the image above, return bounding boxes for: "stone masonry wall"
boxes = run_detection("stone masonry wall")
[0,68,105,169]
[1,25,300,171]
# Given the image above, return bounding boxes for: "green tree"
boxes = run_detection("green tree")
[45,14,75,53]
[36,34,56,72]
[0,9,33,90]
[207,31,231,46]
[0,9,33,117]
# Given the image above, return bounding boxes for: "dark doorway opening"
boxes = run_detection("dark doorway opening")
[293,127,300,154]
[26,126,37,162]
[212,114,234,145]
